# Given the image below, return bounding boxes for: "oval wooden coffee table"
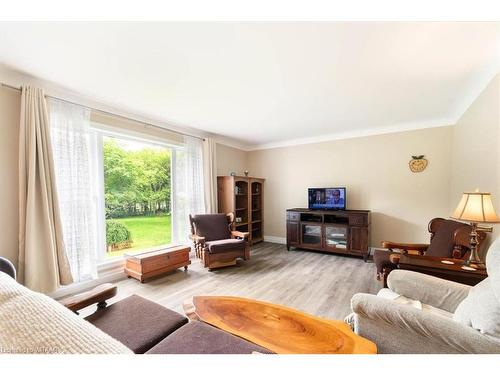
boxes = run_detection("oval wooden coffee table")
[183,296,376,354]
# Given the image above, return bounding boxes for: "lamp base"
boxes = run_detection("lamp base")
[465,222,486,270]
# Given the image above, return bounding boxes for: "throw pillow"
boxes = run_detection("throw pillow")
[453,278,500,340]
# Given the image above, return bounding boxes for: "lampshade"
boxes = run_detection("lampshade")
[451,192,500,223]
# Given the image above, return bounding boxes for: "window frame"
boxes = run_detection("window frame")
[89,122,178,265]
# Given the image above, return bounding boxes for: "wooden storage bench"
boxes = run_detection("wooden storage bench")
[125,245,191,283]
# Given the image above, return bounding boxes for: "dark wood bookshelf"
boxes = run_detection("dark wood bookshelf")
[217,176,265,245]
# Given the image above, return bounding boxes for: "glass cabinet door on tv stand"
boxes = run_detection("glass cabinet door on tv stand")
[324,224,348,252]
[301,223,323,249]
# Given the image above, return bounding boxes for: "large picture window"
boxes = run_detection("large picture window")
[92,130,174,261]
[49,100,207,281]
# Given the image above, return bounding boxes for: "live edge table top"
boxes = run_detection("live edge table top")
[183,295,377,354]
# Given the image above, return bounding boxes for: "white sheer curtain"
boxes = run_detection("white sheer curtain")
[49,99,98,282]
[172,136,206,244]
[203,137,218,213]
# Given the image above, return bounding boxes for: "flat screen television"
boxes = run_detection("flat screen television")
[308,187,346,210]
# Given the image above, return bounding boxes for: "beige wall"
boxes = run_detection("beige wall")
[247,127,454,246]
[216,143,248,176]
[2,73,498,263]
[450,74,500,250]
[0,86,20,266]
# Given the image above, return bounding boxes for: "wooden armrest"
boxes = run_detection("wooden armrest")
[190,234,206,243]
[231,231,249,239]
[58,283,117,313]
[381,241,429,252]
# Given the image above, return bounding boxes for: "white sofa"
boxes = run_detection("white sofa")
[351,239,500,354]
[0,271,131,354]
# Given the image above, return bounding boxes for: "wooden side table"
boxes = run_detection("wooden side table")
[125,245,191,283]
[396,254,488,286]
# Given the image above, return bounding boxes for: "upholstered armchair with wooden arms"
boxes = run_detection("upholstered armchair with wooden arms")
[373,218,486,287]
[189,213,250,270]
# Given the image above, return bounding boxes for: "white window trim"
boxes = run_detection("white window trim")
[90,124,178,265]
[91,122,184,149]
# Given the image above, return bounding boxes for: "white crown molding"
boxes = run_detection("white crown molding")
[213,134,254,151]
[247,119,455,151]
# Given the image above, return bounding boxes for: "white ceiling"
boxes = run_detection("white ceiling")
[0,22,499,149]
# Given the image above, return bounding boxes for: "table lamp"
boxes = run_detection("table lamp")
[451,191,500,269]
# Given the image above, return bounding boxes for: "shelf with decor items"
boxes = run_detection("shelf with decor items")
[286,208,371,261]
[217,176,265,245]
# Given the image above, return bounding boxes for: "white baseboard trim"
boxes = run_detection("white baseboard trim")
[263,236,287,244]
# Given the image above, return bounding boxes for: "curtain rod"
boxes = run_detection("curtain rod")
[1,82,205,141]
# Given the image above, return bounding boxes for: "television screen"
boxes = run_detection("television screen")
[308,188,346,210]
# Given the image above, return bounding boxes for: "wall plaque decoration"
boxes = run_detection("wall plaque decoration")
[409,155,428,173]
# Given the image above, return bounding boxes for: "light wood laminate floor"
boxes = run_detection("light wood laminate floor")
[93,242,381,320]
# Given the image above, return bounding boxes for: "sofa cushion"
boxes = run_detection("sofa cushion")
[192,214,231,242]
[486,238,500,304]
[0,272,131,354]
[453,278,500,340]
[207,239,246,254]
[146,321,274,354]
[453,240,500,340]
[426,220,469,257]
[85,294,188,353]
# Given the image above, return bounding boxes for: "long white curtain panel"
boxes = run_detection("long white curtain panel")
[49,99,98,282]
[172,135,206,244]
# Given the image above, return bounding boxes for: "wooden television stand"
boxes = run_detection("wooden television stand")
[286,208,371,261]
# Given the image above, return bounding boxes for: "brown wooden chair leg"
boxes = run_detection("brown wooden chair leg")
[382,268,390,288]
[202,250,210,268]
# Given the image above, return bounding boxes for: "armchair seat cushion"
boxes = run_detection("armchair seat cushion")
[207,239,246,254]
[373,249,398,274]
[85,294,188,353]
[146,321,273,354]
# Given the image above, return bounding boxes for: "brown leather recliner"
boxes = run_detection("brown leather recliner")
[189,213,250,270]
[373,218,486,287]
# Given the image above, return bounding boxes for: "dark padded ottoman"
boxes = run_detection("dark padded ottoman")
[86,294,188,353]
[146,321,274,354]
